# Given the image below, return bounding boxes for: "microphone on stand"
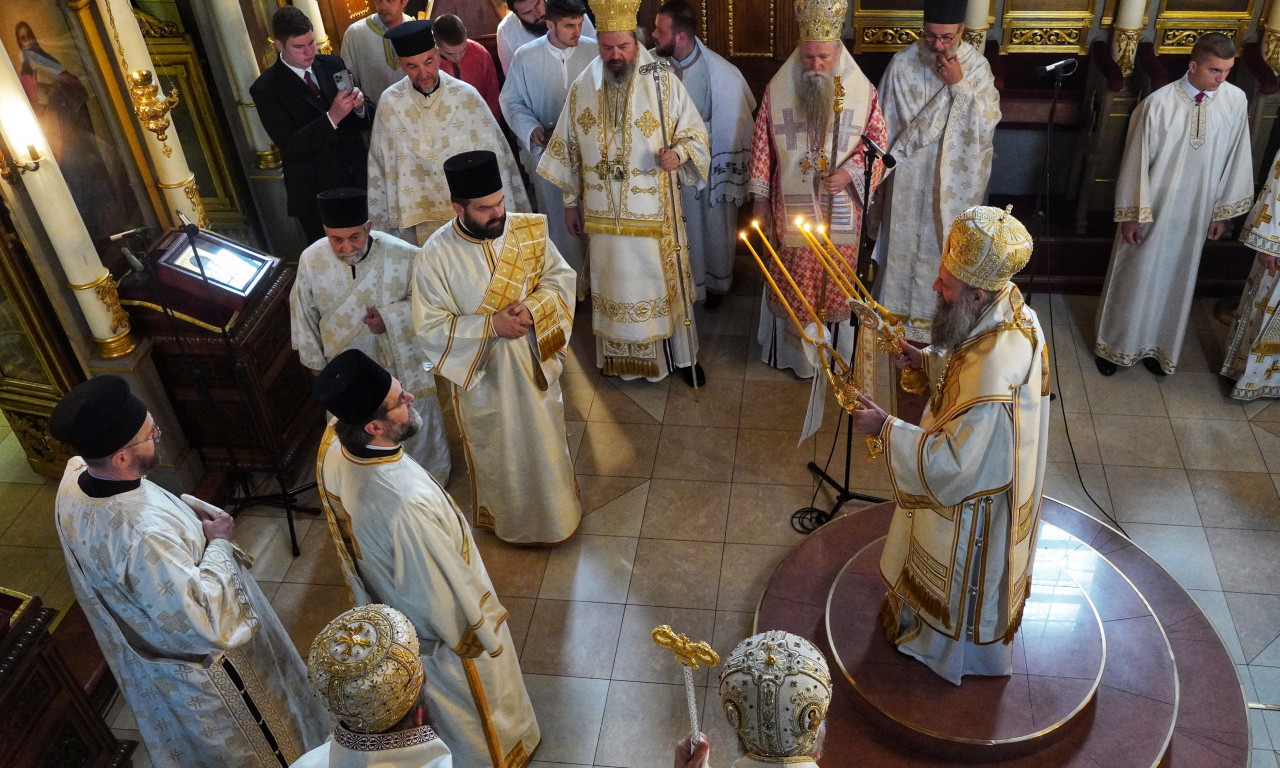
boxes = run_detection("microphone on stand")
[861,134,896,170]
[1034,57,1079,78]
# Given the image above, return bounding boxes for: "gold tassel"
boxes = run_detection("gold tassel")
[897,568,951,630]
[879,593,900,642]
[1002,575,1033,644]
[602,356,661,378]
[538,327,566,361]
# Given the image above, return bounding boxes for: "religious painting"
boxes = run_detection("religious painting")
[0,5,145,252]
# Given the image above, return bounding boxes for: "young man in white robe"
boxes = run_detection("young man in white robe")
[496,0,597,74]
[538,0,711,385]
[499,0,595,294]
[290,188,451,484]
[313,350,540,767]
[850,206,1050,685]
[293,604,454,768]
[651,0,757,308]
[339,0,411,105]
[368,19,529,247]
[1222,146,1280,399]
[873,0,1001,343]
[414,151,582,545]
[50,376,329,768]
[748,0,888,378]
[1094,31,1254,377]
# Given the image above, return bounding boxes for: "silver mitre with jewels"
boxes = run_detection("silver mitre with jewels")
[718,630,833,760]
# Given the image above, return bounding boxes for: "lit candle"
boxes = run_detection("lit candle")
[816,226,870,301]
[740,232,819,343]
[748,223,822,326]
[800,223,855,300]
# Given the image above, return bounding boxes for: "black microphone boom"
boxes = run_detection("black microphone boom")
[1035,57,1078,78]
[861,134,896,170]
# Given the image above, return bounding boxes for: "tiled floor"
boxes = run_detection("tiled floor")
[7,266,1280,767]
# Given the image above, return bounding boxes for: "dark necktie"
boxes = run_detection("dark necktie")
[304,70,322,99]
[1195,91,1205,104]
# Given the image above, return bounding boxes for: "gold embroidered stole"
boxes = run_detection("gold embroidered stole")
[474,215,567,364]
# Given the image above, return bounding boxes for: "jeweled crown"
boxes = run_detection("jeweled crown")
[593,0,643,33]
[942,205,1034,291]
[796,0,849,42]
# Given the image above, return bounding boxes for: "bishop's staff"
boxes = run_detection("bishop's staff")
[652,625,719,756]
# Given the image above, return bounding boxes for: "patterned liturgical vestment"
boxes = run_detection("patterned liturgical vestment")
[1223,146,1280,399]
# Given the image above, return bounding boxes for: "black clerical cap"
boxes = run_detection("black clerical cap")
[443,151,503,201]
[923,0,967,24]
[314,349,393,425]
[386,19,435,58]
[49,375,149,459]
[317,188,369,229]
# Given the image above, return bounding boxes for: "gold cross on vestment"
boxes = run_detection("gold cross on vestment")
[1267,361,1280,380]
[1252,204,1273,229]
[1272,162,1280,180]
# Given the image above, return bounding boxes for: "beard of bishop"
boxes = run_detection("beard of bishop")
[603,58,636,130]
[931,290,987,353]
[794,67,834,140]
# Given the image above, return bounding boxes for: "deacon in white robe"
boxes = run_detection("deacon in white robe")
[499,0,595,293]
[49,377,329,768]
[748,38,888,378]
[290,189,451,484]
[1094,33,1253,375]
[873,4,1000,343]
[415,154,581,544]
[339,6,411,105]
[538,32,710,381]
[1222,146,1280,399]
[653,2,757,302]
[496,0,596,74]
[369,21,529,246]
[852,207,1049,686]
[313,352,539,768]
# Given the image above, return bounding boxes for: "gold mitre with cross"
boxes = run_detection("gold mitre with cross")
[796,0,849,42]
[594,0,643,33]
[942,205,1034,292]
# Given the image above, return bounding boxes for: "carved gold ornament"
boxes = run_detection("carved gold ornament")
[129,70,180,142]
[652,625,720,670]
[964,28,988,49]
[1113,27,1140,78]
[1266,26,1280,75]
[859,26,921,48]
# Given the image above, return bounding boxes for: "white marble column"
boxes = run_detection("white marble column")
[208,0,280,168]
[0,55,137,358]
[963,0,990,49]
[1264,0,1280,74]
[1112,0,1146,77]
[293,0,333,54]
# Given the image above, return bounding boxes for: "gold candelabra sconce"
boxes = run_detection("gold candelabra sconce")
[129,69,180,142]
[0,142,40,183]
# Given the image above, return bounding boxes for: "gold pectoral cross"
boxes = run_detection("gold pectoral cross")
[592,156,628,182]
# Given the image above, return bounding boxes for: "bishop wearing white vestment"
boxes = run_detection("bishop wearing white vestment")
[499,0,595,291]
[1222,146,1280,399]
[416,151,581,545]
[538,12,710,382]
[852,207,1049,685]
[369,21,529,246]
[50,377,329,768]
[291,188,451,484]
[873,0,1000,343]
[339,5,411,104]
[1094,33,1253,376]
[313,351,540,768]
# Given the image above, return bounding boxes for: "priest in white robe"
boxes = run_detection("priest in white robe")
[50,376,329,768]
[748,0,888,377]
[313,351,540,768]
[1094,32,1253,377]
[368,20,529,247]
[873,0,1001,343]
[652,0,757,306]
[1222,146,1280,399]
[538,0,711,384]
[415,151,581,545]
[293,604,453,768]
[851,206,1050,685]
[290,188,451,484]
[499,0,595,294]
[496,0,597,74]
[339,0,411,104]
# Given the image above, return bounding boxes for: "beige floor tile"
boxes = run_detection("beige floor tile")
[652,425,738,482]
[1159,372,1246,421]
[42,568,76,613]
[725,483,811,547]
[739,379,819,431]
[0,433,50,484]
[540,534,637,603]
[561,371,598,422]
[519,599,624,678]
[232,516,312,582]
[611,604,717,685]
[0,482,42,539]
[281,517,347,585]
[712,609,757,659]
[627,538,722,609]
[693,333,748,381]
[1051,363,1091,413]
[522,673,609,765]
[813,427,895,493]
[1082,366,1168,416]
[0,544,63,597]
[695,294,755,336]
[595,680,704,768]
[1125,522,1223,591]
[1225,592,1280,663]
[640,478,730,541]
[473,530,549,599]
[1047,410,1101,465]
[664,377,744,428]
[0,483,60,549]
[1188,470,1280,530]
[589,378,666,424]
[734,429,818,485]
[1093,415,1183,468]
[1252,423,1280,474]
[1041,462,1111,517]
[566,420,585,465]
[743,337,806,382]
[1105,466,1201,526]
[1248,400,1280,422]
[256,580,282,601]
[1206,528,1280,594]
[575,421,661,478]
[717,542,792,612]
[579,478,648,537]
[270,582,354,655]
[579,475,647,515]
[1172,418,1266,473]
[501,595,536,657]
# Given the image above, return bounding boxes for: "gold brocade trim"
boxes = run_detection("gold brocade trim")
[1214,196,1254,221]
[1114,205,1152,222]
[538,327,565,362]
[591,293,672,324]
[896,556,952,631]
[461,658,505,768]
[602,356,660,378]
[1002,574,1032,644]
[476,505,496,530]
[505,740,531,768]
[583,216,664,238]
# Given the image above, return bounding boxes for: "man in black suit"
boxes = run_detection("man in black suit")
[252,6,372,243]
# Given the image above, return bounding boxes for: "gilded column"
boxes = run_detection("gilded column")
[208,0,280,168]
[0,54,136,358]
[293,0,333,54]
[963,0,989,49]
[1264,0,1280,74]
[96,0,207,228]
[1111,0,1145,77]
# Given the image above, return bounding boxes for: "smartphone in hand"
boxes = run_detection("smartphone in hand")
[333,69,354,91]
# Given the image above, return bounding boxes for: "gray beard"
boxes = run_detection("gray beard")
[794,68,833,139]
[387,405,422,445]
[604,58,635,89]
[931,292,984,352]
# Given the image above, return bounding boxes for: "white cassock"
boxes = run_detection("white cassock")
[499,34,596,294]
[873,41,1001,343]
[1094,75,1253,373]
[413,213,581,544]
[495,12,596,74]
[1222,147,1280,399]
[663,38,757,300]
[290,724,452,767]
[290,231,451,484]
[55,461,330,768]
[368,73,530,246]
[315,432,539,767]
[339,13,410,105]
[878,284,1050,685]
[538,48,711,379]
